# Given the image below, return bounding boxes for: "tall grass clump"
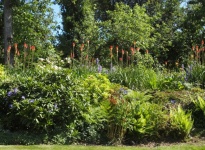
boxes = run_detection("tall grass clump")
[108,64,158,90]
[185,62,205,88]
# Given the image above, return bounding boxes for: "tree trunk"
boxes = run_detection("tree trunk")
[3,0,13,65]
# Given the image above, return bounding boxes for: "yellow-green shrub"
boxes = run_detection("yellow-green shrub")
[0,64,5,79]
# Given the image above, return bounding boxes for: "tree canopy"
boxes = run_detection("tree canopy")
[1,0,205,65]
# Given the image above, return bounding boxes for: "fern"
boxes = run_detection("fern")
[193,96,205,115]
[170,104,193,139]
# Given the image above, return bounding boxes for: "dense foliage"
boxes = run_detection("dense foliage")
[0,52,205,145]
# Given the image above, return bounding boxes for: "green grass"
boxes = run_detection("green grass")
[0,144,205,150]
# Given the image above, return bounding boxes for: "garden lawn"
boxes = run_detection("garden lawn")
[0,143,205,150]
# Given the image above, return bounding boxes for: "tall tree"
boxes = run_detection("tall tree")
[57,0,99,57]
[12,0,57,57]
[144,0,185,63]
[1,0,57,65]
[0,1,4,63]
[3,0,13,64]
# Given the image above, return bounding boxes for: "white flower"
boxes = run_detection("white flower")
[38,58,45,61]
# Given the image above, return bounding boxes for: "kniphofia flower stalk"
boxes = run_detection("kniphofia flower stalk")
[14,43,18,55]
[116,46,119,65]
[130,47,134,65]
[23,43,28,70]
[31,45,35,66]
[195,45,199,62]
[7,45,11,66]
[71,42,75,67]
[110,46,113,71]
[121,49,124,66]
[80,43,84,65]
[126,51,129,66]
[87,40,90,66]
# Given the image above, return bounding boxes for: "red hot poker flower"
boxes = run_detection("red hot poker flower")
[72,42,75,47]
[116,46,119,52]
[7,45,11,52]
[196,45,199,53]
[109,45,113,51]
[31,46,35,51]
[24,43,28,49]
[14,43,18,49]
[14,43,18,54]
[80,46,83,51]
[17,50,20,56]
[192,46,195,51]
[122,49,124,55]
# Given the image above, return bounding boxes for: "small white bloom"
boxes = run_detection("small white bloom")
[38,58,45,61]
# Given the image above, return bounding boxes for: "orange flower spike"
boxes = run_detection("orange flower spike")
[72,42,75,47]
[165,61,168,66]
[130,47,134,55]
[80,46,83,51]
[122,49,124,55]
[7,45,11,52]
[136,47,140,52]
[14,43,18,49]
[146,49,149,54]
[202,40,204,45]
[14,43,18,54]
[81,43,84,48]
[24,43,28,49]
[196,45,199,53]
[119,58,123,61]
[109,45,113,51]
[16,50,20,56]
[116,46,119,52]
[31,46,35,51]
[192,46,195,51]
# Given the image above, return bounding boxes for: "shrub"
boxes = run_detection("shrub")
[169,105,193,140]
[0,64,5,80]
